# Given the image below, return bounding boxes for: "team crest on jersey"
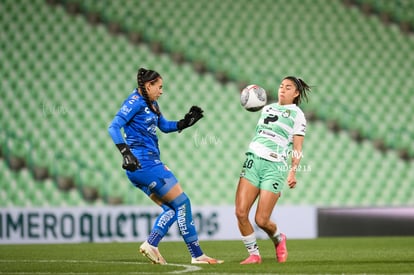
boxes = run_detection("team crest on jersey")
[132,95,139,99]
[282,110,291,118]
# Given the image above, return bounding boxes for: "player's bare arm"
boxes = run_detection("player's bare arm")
[287,135,304,189]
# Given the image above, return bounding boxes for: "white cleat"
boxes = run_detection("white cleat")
[139,241,167,264]
[191,254,224,264]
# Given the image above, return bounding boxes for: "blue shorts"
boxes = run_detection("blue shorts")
[126,159,178,198]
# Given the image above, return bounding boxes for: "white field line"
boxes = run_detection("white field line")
[0,259,201,274]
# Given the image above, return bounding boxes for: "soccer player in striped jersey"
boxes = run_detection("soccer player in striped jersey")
[108,68,222,264]
[235,76,311,264]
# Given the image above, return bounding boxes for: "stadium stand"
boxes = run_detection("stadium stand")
[63,0,414,158]
[1,0,413,207]
[0,158,88,207]
[350,0,414,32]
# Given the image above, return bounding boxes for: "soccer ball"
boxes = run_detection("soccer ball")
[240,85,267,112]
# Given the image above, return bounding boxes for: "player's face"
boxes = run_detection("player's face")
[146,78,163,101]
[278,79,299,105]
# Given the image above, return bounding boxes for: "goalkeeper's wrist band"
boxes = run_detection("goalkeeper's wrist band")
[177,120,185,131]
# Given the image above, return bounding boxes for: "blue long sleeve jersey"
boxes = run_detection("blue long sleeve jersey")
[108,89,179,159]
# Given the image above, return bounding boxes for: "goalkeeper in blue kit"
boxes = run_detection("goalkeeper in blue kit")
[108,68,223,264]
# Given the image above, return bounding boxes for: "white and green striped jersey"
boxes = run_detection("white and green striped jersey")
[248,103,306,162]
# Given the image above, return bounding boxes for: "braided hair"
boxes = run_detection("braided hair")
[284,76,311,105]
[137,68,161,116]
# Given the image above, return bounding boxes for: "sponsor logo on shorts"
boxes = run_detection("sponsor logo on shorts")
[149,181,157,190]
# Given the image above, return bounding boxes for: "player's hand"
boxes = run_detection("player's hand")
[116,143,141,171]
[122,152,141,171]
[287,171,297,189]
[177,105,204,132]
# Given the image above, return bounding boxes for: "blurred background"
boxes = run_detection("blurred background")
[1,0,414,210]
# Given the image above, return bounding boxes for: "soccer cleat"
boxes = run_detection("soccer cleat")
[275,233,288,263]
[191,254,224,264]
[139,241,167,264]
[240,254,262,264]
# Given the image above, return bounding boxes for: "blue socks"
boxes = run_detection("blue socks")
[146,193,203,258]
[169,193,203,258]
[147,204,176,247]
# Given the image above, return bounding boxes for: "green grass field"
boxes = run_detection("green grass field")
[1,237,414,274]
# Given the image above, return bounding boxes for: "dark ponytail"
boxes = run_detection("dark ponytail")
[137,68,161,116]
[284,76,311,105]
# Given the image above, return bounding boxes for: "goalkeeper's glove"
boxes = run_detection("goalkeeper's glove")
[116,143,141,171]
[177,105,204,132]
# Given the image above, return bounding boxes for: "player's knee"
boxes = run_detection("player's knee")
[254,215,270,230]
[235,207,249,222]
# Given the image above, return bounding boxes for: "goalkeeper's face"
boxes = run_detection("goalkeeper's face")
[278,79,299,105]
[145,78,163,101]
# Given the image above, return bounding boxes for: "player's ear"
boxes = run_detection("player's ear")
[294,90,300,98]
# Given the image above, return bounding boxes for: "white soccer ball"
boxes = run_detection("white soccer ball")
[240,84,267,112]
